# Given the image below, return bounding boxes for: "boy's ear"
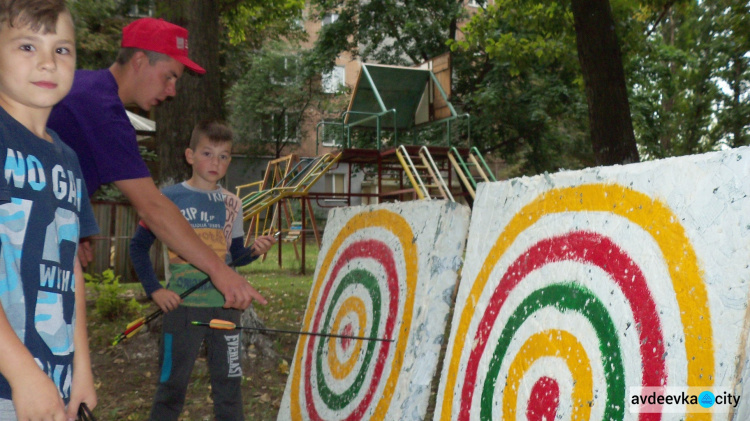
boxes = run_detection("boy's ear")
[185,148,194,165]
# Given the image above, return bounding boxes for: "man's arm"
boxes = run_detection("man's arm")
[115,177,266,309]
[67,259,97,419]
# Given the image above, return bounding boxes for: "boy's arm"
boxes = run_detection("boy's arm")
[116,177,266,309]
[230,235,277,267]
[0,302,66,420]
[130,224,182,313]
[67,259,96,419]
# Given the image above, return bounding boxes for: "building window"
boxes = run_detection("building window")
[329,173,345,195]
[467,0,483,7]
[322,13,339,26]
[259,114,300,144]
[320,123,343,147]
[270,56,299,86]
[127,0,154,17]
[322,65,345,94]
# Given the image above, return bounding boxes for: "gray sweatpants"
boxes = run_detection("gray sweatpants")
[149,306,244,421]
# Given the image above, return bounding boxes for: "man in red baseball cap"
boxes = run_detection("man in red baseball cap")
[121,17,205,74]
[49,18,267,312]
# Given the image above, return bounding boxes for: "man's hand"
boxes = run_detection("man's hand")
[251,235,277,257]
[211,265,267,310]
[151,288,183,313]
[77,238,93,268]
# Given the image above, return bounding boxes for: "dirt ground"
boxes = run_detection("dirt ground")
[88,303,299,420]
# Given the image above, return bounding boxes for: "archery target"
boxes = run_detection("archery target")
[278,201,470,421]
[434,147,750,420]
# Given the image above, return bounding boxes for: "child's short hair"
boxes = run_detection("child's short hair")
[0,0,68,33]
[189,120,234,150]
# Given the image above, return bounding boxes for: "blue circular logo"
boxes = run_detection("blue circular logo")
[699,391,715,408]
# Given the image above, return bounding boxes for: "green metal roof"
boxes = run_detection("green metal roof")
[345,64,447,130]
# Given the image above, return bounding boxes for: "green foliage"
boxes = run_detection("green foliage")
[69,0,128,70]
[227,41,349,157]
[221,0,306,47]
[310,0,465,68]
[85,270,142,321]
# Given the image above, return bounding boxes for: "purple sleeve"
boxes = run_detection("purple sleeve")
[48,70,151,195]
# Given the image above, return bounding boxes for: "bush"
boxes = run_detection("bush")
[85,269,142,320]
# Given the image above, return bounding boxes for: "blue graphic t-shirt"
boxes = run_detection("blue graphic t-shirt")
[0,107,98,403]
[161,182,244,307]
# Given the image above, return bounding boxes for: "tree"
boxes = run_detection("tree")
[69,0,128,70]
[626,0,749,157]
[227,43,347,158]
[311,0,596,175]
[570,0,640,164]
[152,0,306,184]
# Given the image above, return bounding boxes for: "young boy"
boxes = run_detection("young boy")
[130,120,275,421]
[0,1,98,420]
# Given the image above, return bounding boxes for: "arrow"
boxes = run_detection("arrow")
[192,319,395,343]
[112,277,210,346]
[112,238,270,346]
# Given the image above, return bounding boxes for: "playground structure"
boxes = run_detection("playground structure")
[235,56,499,272]
[235,152,342,273]
[311,57,498,206]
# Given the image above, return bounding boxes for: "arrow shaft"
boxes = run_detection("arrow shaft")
[194,322,393,343]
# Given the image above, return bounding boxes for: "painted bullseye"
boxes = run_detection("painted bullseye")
[291,209,418,421]
[503,330,592,420]
[526,376,559,421]
[328,295,368,380]
[468,232,654,421]
[311,258,388,413]
[480,282,624,420]
[441,183,712,421]
[318,271,379,402]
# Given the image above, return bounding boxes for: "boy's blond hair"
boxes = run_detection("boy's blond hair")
[189,120,234,150]
[0,0,68,33]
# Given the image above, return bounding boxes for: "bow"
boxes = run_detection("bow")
[112,242,264,346]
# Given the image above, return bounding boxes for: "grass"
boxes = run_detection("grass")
[87,239,449,420]
[87,241,318,420]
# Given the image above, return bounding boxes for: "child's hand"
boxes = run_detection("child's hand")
[66,359,97,421]
[251,235,277,256]
[151,288,182,313]
[12,368,66,420]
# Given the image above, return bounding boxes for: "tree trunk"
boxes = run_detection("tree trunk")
[570,0,640,165]
[154,0,223,184]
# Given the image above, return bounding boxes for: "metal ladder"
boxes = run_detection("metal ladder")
[447,146,496,199]
[418,146,454,201]
[395,145,453,200]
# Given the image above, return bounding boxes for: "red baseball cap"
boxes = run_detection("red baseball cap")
[121,18,206,74]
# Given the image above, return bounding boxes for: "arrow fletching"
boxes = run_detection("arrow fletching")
[112,317,146,346]
[191,319,236,330]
